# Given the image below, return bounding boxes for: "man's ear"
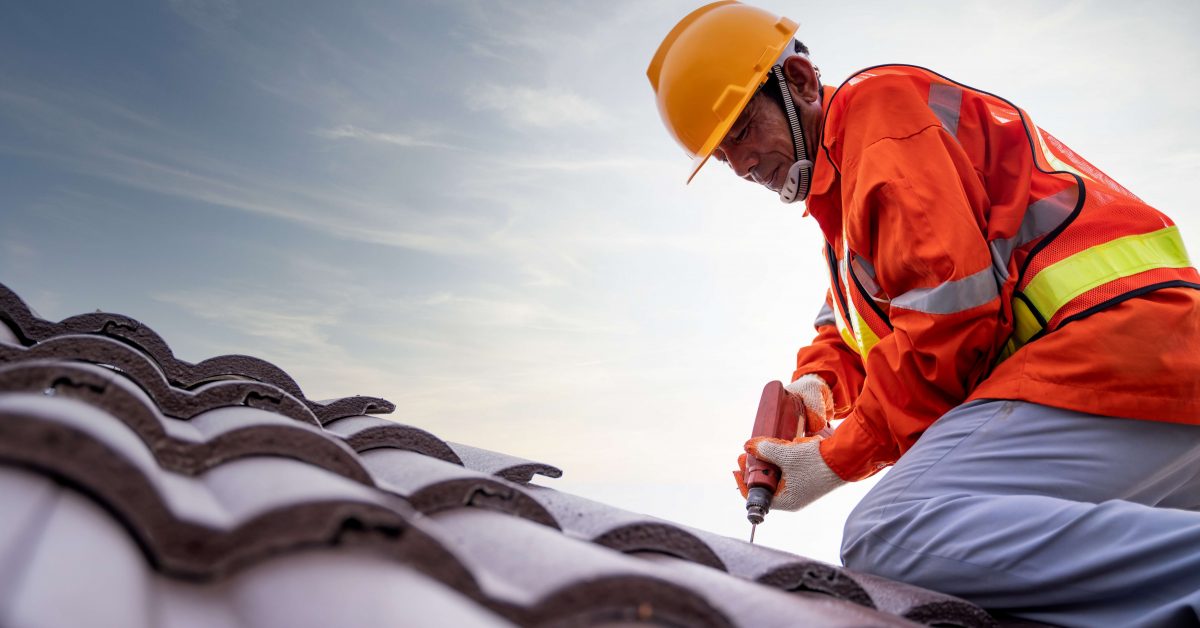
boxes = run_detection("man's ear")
[782,55,820,104]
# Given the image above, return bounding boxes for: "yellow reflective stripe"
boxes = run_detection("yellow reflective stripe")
[832,296,860,354]
[1011,297,1042,346]
[839,237,868,356]
[839,325,859,353]
[1024,226,1191,320]
[854,309,881,356]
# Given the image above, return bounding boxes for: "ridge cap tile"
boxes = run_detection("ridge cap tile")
[360,448,560,529]
[0,362,371,483]
[0,334,322,425]
[525,484,727,571]
[325,414,463,464]
[0,282,393,419]
[446,441,563,483]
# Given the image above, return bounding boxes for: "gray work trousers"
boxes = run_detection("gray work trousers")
[841,399,1200,627]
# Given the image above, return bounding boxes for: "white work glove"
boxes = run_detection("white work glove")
[733,373,844,510]
[745,435,847,511]
[784,373,835,438]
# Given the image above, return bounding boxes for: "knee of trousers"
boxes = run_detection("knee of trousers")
[840,496,890,575]
[840,490,945,584]
[840,485,895,570]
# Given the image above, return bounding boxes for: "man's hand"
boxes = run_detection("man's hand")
[735,435,846,511]
[784,373,834,437]
[732,373,838,502]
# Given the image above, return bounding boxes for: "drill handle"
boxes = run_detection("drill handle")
[743,380,801,492]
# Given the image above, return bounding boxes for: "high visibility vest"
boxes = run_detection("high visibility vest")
[819,65,1200,361]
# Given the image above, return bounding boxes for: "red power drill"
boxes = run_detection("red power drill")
[744,380,801,541]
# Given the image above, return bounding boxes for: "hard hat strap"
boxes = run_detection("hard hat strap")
[768,64,813,204]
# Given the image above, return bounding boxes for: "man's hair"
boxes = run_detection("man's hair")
[794,39,810,56]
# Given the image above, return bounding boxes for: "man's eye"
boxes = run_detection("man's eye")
[736,124,750,142]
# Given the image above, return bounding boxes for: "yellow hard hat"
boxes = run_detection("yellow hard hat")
[647,1,799,182]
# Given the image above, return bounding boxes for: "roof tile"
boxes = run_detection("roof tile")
[0,392,459,580]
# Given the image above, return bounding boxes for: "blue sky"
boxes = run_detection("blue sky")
[3,0,1198,563]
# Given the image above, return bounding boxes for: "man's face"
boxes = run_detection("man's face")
[711,91,795,193]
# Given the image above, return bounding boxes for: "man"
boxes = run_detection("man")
[648,2,1200,626]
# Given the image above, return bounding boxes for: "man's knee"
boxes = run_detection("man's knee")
[839,511,876,573]
[840,490,903,577]
[839,493,964,586]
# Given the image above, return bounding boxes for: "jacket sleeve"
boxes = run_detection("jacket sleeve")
[792,292,866,417]
[818,78,1002,481]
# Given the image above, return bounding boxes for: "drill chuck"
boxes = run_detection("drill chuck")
[745,486,772,525]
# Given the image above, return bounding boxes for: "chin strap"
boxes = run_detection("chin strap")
[769,64,813,204]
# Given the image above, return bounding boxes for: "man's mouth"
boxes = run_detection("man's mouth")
[757,165,781,191]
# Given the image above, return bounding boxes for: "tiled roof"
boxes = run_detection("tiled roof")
[0,281,1004,627]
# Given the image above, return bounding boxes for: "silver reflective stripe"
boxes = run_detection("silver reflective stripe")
[850,254,883,299]
[989,187,1078,283]
[892,267,998,315]
[928,83,962,137]
[814,301,836,328]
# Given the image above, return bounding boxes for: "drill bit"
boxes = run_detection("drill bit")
[749,523,757,544]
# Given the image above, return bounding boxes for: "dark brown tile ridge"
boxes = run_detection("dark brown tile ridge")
[0,282,394,422]
[359,448,560,529]
[634,552,921,627]
[446,441,563,483]
[324,415,463,465]
[672,517,993,626]
[669,522,875,607]
[523,484,985,622]
[0,362,372,485]
[426,508,735,627]
[0,282,56,345]
[0,392,477,586]
[845,569,998,627]
[0,334,320,426]
[310,397,397,423]
[524,485,727,572]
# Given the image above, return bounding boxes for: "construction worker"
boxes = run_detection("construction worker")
[648,3,1200,626]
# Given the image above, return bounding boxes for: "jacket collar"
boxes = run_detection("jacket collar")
[803,85,841,242]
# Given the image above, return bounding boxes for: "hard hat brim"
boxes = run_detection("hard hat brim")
[684,26,798,184]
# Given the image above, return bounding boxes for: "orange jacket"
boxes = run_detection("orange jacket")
[798,65,1200,481]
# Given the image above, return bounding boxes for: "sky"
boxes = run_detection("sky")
[2,0,1198,565]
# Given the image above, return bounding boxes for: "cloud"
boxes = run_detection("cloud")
[153,288,339,349]
[168,0,239,31]
[467,84,607,129]
[502,156,675,173]
[314,124,461,150]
